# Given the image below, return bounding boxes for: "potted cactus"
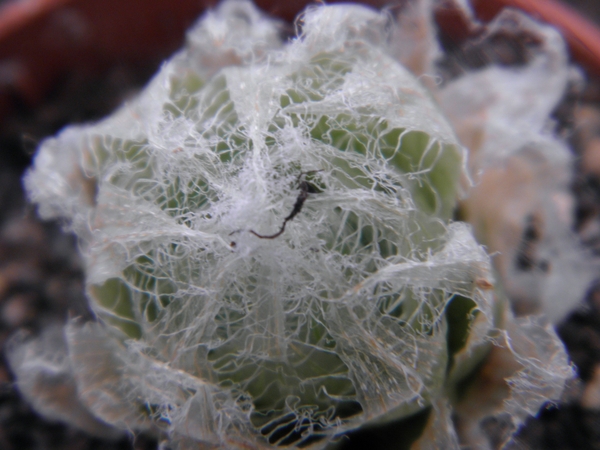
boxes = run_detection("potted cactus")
[6,1,579,449]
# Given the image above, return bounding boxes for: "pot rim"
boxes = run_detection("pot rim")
[0,0,597,113]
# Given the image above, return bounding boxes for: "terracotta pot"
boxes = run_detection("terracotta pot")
[0,0,597,121]
[0,0,213,118]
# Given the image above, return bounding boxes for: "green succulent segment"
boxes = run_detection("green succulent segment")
[84,23,473,448]
[300,114,462,221]
[91,279,142,339]
[164,71,205,118]
[278,53,463,220]
[88,136,152,184]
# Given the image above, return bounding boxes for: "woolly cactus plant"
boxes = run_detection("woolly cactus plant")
[11,1,572,449]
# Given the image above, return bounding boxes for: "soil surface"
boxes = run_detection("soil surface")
[1,2,600,449]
